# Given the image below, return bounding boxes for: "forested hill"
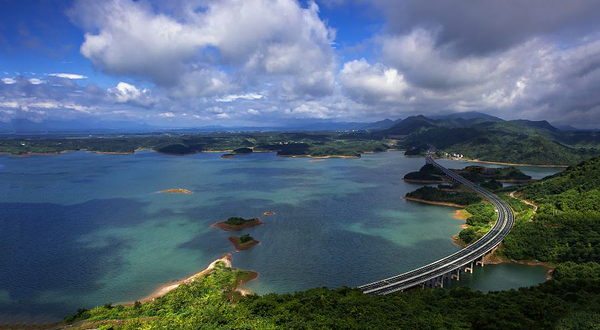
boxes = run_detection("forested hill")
[378,115,600,165]
[502,156,600,263]
[517,157,600,203]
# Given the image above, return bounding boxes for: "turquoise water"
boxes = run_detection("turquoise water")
[0,151,560,322]
[446,263,548,292]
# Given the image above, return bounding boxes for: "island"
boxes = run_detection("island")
[221,147,254,158]
[228,234,260,251]
[451,166,532,183]
[404,186,482,208]
[403,164,447,183]
[160,189,193,194]
[213,217,264,231]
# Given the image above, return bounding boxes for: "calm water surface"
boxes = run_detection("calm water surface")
[0,151,561,322]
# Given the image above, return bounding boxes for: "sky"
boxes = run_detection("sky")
[1,0,600,128]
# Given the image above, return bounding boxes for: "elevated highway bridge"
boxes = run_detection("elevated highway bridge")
[358,153,515,294]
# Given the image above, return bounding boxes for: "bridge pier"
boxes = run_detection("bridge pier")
[450,269,460,281]
[464,262,473,273]
[476,256,485,267]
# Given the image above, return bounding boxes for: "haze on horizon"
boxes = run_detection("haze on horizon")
[1,0,600,129]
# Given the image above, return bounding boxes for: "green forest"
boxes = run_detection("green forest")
[63,261,600,330]
[500,157,600,264]
[403,164,446,182]
[405,186,482,206]
[451,166,532,183]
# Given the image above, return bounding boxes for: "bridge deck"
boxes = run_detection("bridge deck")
[358,154,515,295]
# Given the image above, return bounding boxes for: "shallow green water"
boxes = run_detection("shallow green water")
[446,263,549,292]
[0,151,559,322]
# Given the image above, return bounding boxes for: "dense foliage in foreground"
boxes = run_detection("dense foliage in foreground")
[65,261,600,330]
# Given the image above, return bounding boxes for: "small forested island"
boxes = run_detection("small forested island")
[221,147,254,158]
[452,166,532,183]
[404,186,482,208]
[403,164,446,183]
[214,217,264,231]
[228,234,260,251]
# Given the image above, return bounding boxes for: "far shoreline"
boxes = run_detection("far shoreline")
[0,148,575,167]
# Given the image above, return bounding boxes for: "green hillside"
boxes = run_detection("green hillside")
[389,118,600,165]
[63,260,600,330]
[502,157,600,263]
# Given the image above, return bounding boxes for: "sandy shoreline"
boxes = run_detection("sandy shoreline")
[403,196,467,208]
[453,209,470,220]
[121,253,258,305]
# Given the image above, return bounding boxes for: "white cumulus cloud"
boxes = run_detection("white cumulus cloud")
[48,73,88,79]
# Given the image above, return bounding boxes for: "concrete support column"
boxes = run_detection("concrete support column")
[476,256,485,267]
[465,262,473,273]
[451,269,460,281]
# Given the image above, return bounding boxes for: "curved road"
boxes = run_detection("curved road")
[359,153,515,295]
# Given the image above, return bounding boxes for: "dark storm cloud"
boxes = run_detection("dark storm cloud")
[371,0,600,55]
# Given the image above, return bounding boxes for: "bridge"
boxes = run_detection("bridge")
[358,152,515,294]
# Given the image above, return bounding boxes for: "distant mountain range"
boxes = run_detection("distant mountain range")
[0,111,595,134]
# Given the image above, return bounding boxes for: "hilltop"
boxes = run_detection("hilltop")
[377,115,600,165]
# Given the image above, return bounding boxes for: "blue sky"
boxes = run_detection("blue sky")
[1,0,600,128]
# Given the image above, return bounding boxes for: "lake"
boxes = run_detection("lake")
[0,151,562,323]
